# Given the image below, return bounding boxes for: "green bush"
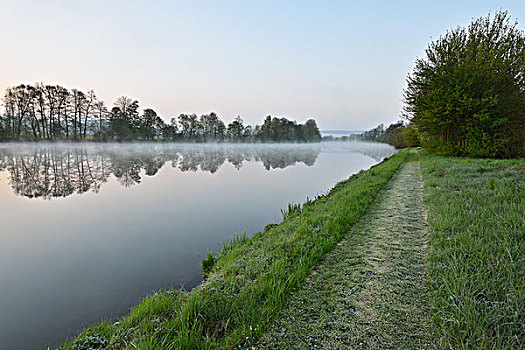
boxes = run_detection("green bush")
[404,11,525,158]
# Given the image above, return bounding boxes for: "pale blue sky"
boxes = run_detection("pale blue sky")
[1,0,523,129]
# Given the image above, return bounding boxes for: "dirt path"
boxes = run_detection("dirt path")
[257,156,431,349]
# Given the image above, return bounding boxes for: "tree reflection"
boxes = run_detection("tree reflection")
[0,144,322,199]
[0,149,111,199]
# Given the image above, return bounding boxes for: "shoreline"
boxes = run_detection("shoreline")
[58,149,408,349]
[57,149,525,349]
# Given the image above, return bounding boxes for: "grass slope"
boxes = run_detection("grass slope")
[420,151,524,349]
[59,150,408,350]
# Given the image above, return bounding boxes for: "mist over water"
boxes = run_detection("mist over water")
[0,142,395,349]
[0,143,321,199]
[0,142,393,200]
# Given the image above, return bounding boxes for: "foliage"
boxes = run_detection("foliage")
[420,151,524,348]
[402,123,421,147]
[384,122,408,148]
[1,84,103,141]
[226,116,244,142]
[359,121,415,148]
[256,116,321,142]
[201,251,216,279]
[59,150,408,350]
[404,11,525,158]
[0,83,321,143]
[360,123,387,142]
[73,334,109,350]
[280,202,302,221]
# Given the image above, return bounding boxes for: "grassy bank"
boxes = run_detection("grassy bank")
[420,152,524,349]
[59,150,408,349]
[257,152,432,349]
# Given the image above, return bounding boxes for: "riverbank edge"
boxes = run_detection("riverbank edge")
[58,149,409,349]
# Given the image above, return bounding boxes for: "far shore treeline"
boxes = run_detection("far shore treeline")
[323,120,419,150]
[0,85,321,143]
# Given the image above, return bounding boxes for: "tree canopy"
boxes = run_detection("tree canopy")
[404,11,525,158]
[357,121,419,149]
[0,83,321,143]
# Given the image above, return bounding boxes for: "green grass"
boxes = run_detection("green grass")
[53,149,525,349]
[257,153,432,349]
[420,151,524,349]
[58,150,409,350]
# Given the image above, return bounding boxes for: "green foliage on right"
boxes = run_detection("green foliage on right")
[401,123,421,147]
[360,121,420,149]
[404,11,525,158]
[421,151,525,348]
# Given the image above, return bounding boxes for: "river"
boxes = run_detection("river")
[0,141,395,349]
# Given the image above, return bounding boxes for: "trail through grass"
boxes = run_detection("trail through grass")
[257,152,432,349]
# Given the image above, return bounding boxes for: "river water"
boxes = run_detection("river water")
[0,141,395,349]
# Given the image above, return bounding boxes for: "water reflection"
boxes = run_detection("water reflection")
[0,141,396,350]
[0,144,322,199]
[319,141,397,162]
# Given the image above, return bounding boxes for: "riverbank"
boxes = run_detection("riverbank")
[58,149,524,349]
[257,150,524,349]
[59,150,408,349]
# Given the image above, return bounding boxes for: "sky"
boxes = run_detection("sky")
[0,0,523,130]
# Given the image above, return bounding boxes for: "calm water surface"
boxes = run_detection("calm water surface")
[0,142,395,349]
